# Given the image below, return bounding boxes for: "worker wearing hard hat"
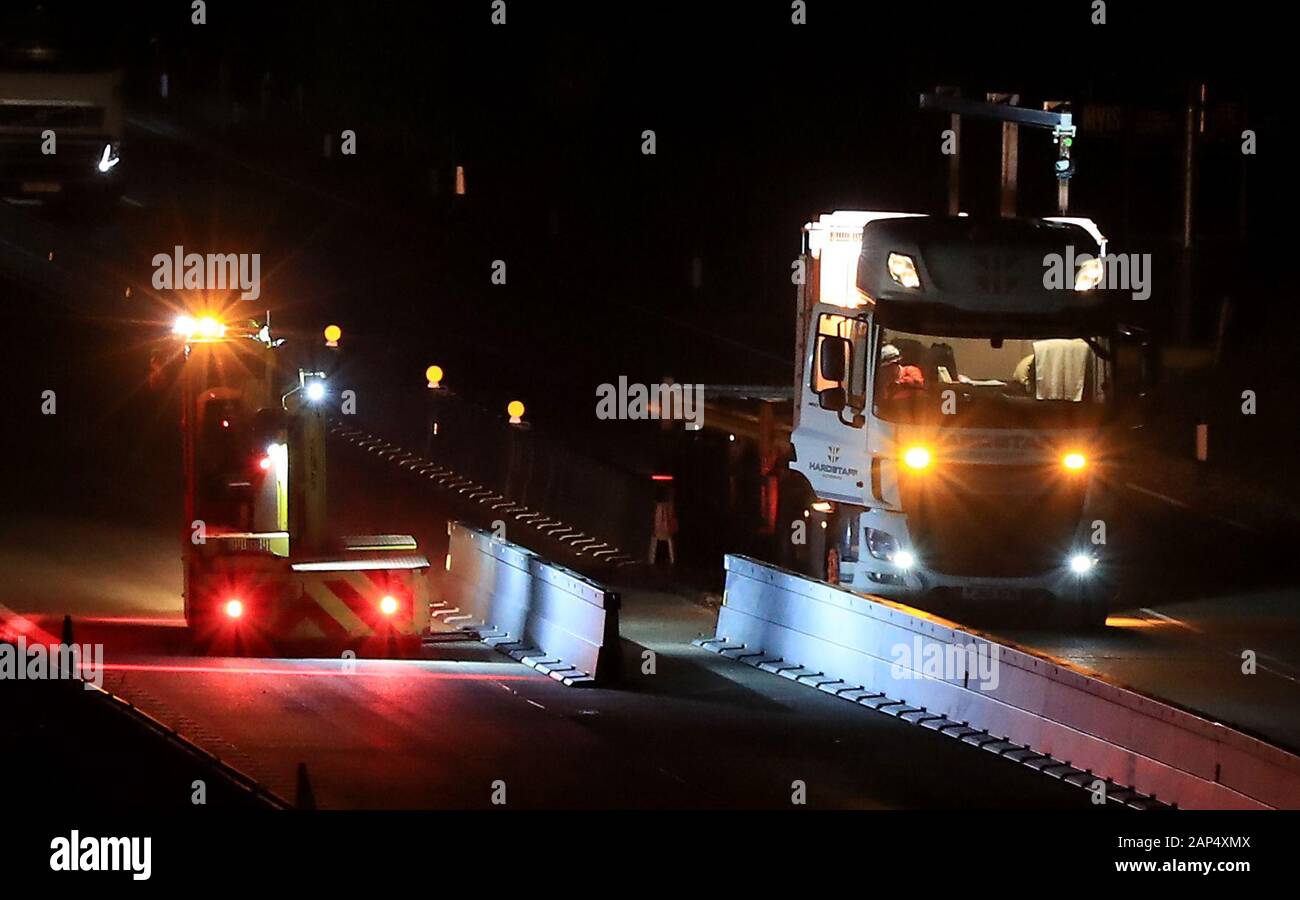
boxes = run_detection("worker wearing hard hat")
[878,343,926,402]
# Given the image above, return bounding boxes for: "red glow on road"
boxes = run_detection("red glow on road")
[100,662,538,680]
[0,603,61,644]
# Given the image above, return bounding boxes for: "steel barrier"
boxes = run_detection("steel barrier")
[696,554,1300,809]
[437,522,620,685]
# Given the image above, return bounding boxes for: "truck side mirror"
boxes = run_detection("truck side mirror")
[818,386,847,411]
[819,335,849,383]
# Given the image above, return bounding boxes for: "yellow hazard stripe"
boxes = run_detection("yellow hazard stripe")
[301,576,373,637]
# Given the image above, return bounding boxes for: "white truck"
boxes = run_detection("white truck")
[790,211,1156,625]
[0,18,123,205]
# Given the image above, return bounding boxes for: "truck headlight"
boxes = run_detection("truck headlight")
[866,527,897,560]
[1069,553,1096,575]
[866,528,914,568]
[96,142,120,174]
[902,445,932,470]
[1062,452,1087,471]
[887,252,921,289]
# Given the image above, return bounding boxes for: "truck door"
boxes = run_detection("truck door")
[790,304,873,506]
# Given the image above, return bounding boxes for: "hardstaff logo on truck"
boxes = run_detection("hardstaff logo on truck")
[807,445,858,478]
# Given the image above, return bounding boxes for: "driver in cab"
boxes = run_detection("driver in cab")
[878,343,926,402]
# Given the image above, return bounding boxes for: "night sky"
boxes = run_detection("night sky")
[5,1,1293,418]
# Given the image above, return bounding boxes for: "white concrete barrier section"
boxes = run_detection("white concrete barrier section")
[699,554,1300,810]
[438,523,619,685]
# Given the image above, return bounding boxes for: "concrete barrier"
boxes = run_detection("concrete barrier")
[696,554,1300,809]
[437,523,620,685]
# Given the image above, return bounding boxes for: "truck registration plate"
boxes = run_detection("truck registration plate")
[960,585,1021,604]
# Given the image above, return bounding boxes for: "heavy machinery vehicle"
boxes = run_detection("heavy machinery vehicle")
[163,313,430,652]
[790,211,1157,624]
[0,7,123,205]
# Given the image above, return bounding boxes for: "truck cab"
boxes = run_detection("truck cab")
[791,212,1155,625]
[0,8,123,206]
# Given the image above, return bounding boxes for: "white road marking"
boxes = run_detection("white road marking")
[1124,482,1260,535]
[1138,607,1201,633]
[1140,608,1300,687]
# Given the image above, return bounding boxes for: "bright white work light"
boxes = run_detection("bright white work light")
[1074,256,1103,291]
[887,252,921,289]
[97,142,120,173]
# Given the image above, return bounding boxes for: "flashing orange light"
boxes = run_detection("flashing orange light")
[224,599,244,619]
[378,595,399,616]
[902,445,932,471]
[1062,452,1088,471]
[324,324,342,347]
[426,365,444,389]
[507,400,525,424]
[173,315,225,340]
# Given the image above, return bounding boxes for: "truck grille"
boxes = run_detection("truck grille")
[901,463,1084,577]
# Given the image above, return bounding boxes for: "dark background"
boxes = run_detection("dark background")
[8,0,1290,410]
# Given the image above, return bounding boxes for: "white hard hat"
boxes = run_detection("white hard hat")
[880,344,901,364]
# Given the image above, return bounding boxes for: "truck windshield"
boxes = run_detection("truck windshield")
[874,328,1111,429]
